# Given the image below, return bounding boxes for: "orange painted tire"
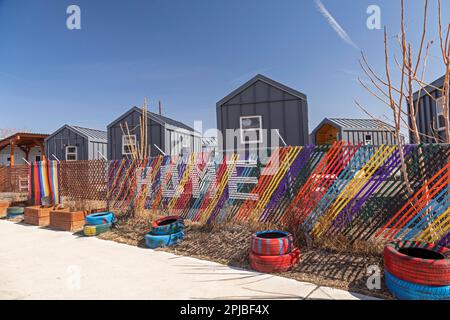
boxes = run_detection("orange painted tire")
[384,241,450,286]
[250,247,300,273]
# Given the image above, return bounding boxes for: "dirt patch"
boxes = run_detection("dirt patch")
[99,215,393,300]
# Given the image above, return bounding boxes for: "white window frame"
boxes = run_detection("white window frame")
[364,134,373,146]
[122,135,136,155]
[240,115,263,144]
[65,146,78,161]
[436,97,445,131]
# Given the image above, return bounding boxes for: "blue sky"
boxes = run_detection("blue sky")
[0,0,448,136]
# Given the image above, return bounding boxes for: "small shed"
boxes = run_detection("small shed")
[107,106,201,160]
[216,74,309,154]
[45,125,108,161]
[310,118,399,146]
[411,75,448,143]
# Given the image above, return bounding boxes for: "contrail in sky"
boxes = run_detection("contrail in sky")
[314,0,359,50]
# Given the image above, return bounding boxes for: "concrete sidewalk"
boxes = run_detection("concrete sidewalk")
[0,220,377,300]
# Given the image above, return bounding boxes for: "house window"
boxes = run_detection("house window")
[240,115,263,144]
[122,135,137,155]
[364,134,373,146]
[436,97,446,131]
[65,146,77,161]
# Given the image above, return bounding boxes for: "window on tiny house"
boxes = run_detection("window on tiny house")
[240,115,263,144]
[364,134,373,145]
[122,135,136,155]
[65,146,77,161]
[436,97,445,131]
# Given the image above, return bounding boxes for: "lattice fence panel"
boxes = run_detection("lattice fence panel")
[59,160,107,200]
[0,164,29,193]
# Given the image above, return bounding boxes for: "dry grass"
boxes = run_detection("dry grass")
[61,197,107,212]
[0,192,28,203]
[99,215,393,300]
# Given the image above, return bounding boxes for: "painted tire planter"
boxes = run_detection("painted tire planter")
[85,212,115,226]
[384,241,450,286]
[6,207,24,218]
[385,270,450,300]
[251,230,294,256]
[151,216,184,235]
[250,247,301,273]
[145,230,185,249]
[84,223,112,237]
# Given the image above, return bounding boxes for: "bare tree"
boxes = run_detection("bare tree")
[357,0,450,196]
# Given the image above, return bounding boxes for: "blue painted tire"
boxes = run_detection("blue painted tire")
[151,216,184,235]
[145,230,184,249]
[385,270,450,300]
[7,207,24,217]
[85,212,115,225]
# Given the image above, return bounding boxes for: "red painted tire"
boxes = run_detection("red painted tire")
[250,247,300,273]
[384,241,450,286]
[250,230,294,256]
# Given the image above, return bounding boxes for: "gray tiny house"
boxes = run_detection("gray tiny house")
[45,125,108,161]
[107,106,201,160]
[310,118,399,146]
[216,74,309,155]
[411,75,448,143]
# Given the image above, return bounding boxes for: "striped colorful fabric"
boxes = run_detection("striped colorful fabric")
[29,160,60,205]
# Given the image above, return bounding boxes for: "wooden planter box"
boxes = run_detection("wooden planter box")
[24,206,65,226]
[0,201,10,218]
[49,209,87,232]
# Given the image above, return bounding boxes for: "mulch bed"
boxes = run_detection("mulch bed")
[99,215,394,300]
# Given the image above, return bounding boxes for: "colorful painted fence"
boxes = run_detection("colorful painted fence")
[100,143,450,245]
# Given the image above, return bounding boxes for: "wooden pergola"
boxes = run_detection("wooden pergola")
[0,132,49,167]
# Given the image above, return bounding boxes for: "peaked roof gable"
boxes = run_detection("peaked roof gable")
[216,74,307,107]
[45,125,107,143]
[107,107,197,133]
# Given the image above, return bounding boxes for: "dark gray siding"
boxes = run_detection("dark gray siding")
[108,109,165,160]
[45,127,88,161]
[411,76,447,143]
[216,79,309,154]
[45,127,108,161]
[341,129,397,145]
[107,108,202,160]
